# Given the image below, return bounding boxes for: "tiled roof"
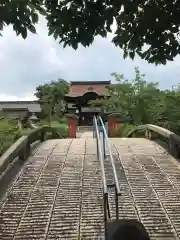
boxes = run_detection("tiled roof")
[67,81,110,97]
[0,101,41,113]
[70,81,111,85]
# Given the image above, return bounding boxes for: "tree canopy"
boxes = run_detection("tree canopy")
[34,79,69,123]
[90,67,180,134]
[1,0,180,64]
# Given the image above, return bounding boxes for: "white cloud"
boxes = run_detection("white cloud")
[0,93,36,101]
[0,17,179,100]
[46,47,64,69]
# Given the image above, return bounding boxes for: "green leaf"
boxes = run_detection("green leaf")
[21,28,27,39]
[48,27,54,36]
[28,24,36,34]
[81,39,87,47]
[31,12,38,24]
[0,0,180,65]
[53,32,58,40]
[63,41,68,48]
[99,29,107,38]
[35,5,46,16]
[123,50,128,59]
[129,51,135,60]
[72,41,78,50]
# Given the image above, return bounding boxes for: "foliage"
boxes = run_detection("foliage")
[58,116,68,125]
[89,99,104,107]
[155,90,180,134]
[121,124,135,138]
[39,119,49,126]
[111,124,135,138]
[35,79,69,124]
[52,115,68,124]
[100,67,180,135]
[51,121,68,138]
[39,119,68,137]
[21,128,34,136]
[0,119,22,156]
[110,68,159,123]
[0,114,68,156]
[1,1,180,64]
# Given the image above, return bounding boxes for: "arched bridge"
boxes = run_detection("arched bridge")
[0,120,180,239]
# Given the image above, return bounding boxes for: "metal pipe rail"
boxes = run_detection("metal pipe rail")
[98,116,121,196]
[93,115,108,195]
[93,116,110,238]
[93,115,121,239]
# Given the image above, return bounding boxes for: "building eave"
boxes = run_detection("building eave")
[70,80,111,85]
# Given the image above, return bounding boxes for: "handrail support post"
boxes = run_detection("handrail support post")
[115,187,119,220]
[104,194,109,240]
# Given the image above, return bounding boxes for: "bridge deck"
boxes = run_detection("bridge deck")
[0,138,180,239]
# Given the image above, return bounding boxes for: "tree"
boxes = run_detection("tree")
[1,1,180,64]
[156,89,180,134]
[35,79,69,124]
[95,67,180,134]
[97,67,161,124]
[90,67,180,133]
[89,67,162,124]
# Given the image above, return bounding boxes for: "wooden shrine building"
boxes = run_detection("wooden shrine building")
[64,81,110,125]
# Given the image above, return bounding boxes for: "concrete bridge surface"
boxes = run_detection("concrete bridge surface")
[0,137,180,239]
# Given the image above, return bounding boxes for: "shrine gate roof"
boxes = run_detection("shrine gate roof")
[66,81,111,97]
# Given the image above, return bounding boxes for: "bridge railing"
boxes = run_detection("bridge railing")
[93,115,121,238]
[0,126,61,176]
[127,124,180,158]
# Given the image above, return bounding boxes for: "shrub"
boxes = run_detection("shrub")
[0,116,69,157]
[21,128,34,135]
[111,124,135,137]
[121,124,135,137]
[39,119,49,126]
[0,119,22,156]
[51,121,68,137]
[58,116,67,124]
[39,117,68,137]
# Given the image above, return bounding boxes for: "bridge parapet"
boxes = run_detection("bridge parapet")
[127,124,180,158]
[0,125,61,176]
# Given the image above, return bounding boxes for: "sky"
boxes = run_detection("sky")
[0,17,179,101]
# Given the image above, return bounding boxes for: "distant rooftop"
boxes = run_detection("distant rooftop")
[67,81,111,97]
[0,101,41,113]
[70,81,111,85]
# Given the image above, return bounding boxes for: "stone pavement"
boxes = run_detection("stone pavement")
[0,138,180,239]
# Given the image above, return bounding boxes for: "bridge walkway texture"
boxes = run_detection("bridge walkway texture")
[0,137,180,239]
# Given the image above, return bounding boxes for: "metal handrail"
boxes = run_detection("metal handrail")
[98,116,121,196]
[93,116,110,238]
[93,115,121,239]
[93,116,108,195]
